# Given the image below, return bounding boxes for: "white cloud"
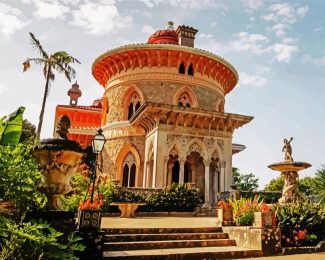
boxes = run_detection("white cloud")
[301,54,325,66]
[33,1,70,20]
[271,43,299,62]
[138,0,227,9]
[70,2,132,35]
[241,0,263,10]
[0,3,30,37]
[230,32,269,55]
[313,27,322,32]
[249,17,255,22]
[211,21,217,28]
[142,25,155,34]
[267,23,289,37]
[240,72,267,87]
[261,3,309,24]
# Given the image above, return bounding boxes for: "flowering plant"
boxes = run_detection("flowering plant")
[79,194,104,211]
[260,203,270,213]
[217,200,232,209]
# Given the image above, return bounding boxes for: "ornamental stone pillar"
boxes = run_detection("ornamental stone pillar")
[163,156,169,188]
[179,158,185,184]
[220,161,226,192]
[204,159,210,206]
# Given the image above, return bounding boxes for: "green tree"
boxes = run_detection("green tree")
[314,165,325,204]
[19,119,36,143]
[265,176,284,192]
[233,168,259,191]
[23,32,80,140]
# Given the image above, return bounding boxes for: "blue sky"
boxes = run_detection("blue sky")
[0,0,324,188]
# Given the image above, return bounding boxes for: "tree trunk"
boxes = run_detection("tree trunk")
[36,65,51,140]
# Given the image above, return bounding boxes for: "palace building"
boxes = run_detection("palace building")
[56,22,253,206]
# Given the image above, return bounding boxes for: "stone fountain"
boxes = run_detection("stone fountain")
[33,115,84,210]
[268,138,311,203]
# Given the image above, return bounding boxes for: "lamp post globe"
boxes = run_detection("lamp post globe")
[92,128,106,154]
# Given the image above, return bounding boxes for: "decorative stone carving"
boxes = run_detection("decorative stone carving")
[33,139,83,210]
[189,143,202,154]
[204,138,215,152]
[107,86,127,123]
[217,139,224,152]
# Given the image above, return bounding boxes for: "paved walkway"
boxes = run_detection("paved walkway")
[237,253,325,260]
[101,216,217,228]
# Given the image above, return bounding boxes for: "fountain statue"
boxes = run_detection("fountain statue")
[33,115,84,210]
[268,138,311,203]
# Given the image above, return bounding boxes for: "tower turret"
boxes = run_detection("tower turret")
[67,81,82,105]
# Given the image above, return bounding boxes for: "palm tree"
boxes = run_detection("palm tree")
[23,32,80,140]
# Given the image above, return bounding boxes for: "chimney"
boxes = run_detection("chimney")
[176,25,198,47]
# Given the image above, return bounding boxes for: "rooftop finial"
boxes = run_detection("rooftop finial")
[167,21,174,30]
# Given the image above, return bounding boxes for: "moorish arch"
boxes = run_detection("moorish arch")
[115,144,141,187]
[123,85,144,120]
[166,145,181,186]
[173,86,198,109]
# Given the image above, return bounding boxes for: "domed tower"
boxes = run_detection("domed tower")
[92,22,253,205]
[67,81,82,105]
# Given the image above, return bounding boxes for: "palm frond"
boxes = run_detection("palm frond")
[29,32,49,59]
[53,51,81,64]
[53,63,75,82]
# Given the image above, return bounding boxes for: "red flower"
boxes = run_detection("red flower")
[298,230,307,240]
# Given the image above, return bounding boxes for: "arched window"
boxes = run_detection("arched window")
[178,63,185,74]
[188,64,194,76]
[122,153,136,187]
[177,92,192,108]
[127,92,141,120]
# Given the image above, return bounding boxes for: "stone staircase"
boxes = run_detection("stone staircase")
[102,227,263,259]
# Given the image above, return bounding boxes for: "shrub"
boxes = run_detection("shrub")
[229,196,262,225]
[274,201,325,247]
[105,183,202,213]
[0,216,84,259]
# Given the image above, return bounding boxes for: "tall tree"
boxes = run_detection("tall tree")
[233,167,259,191]
[23,32,80,140]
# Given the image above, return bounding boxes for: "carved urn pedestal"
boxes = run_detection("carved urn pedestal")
[34,138,84,210]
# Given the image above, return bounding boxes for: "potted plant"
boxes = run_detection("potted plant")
[253,203,276,227]
[217,200,234,226]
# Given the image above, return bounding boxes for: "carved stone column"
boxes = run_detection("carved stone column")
[220,161,226,192]
[163,157,169,188]
[204,159,210,207]
[146,161,152,188]
[179,158,185,184]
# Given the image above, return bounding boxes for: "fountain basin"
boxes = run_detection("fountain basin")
[268,161,311,172]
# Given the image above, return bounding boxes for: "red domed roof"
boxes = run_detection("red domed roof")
[147,22,178,45]
[147,29,178,44]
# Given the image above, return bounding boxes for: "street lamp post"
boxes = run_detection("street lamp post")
[90,128,106,203]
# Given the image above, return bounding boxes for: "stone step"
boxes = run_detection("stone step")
[103,246,263,259]
[105,238,236,251]
[103,227,222,234]
[106,232,229,242]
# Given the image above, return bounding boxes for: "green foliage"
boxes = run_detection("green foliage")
[0,107,25,146]
[0,217,84,260]
[19,120,36,143]
[0,141,47,219]
[274,201,325,247]
[233,168,259,191]
[229,196,262,226]
[240,191,281,203]
[265,176,284,192]
[143,184,202,212]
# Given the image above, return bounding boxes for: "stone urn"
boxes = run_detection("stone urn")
[34,138,84,210]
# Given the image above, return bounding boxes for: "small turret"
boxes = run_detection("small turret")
[67,81,82,105]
